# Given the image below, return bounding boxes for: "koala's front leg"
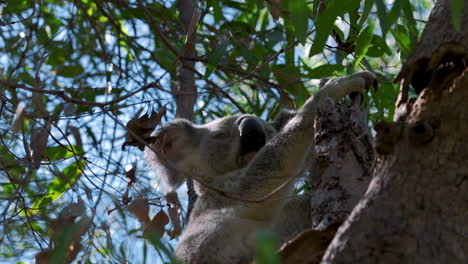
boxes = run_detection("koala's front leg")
[316,71,377,102]
[240,72,377,199]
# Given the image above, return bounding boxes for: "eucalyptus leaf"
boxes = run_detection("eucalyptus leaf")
[289,0,309,44]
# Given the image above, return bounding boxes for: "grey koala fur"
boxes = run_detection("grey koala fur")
[145,71,377,264]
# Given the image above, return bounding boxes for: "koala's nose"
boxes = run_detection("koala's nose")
[237,117,266,155]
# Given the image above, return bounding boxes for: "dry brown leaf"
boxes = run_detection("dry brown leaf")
[11,102,25,133]
[143,209,169,239]
[128,198,150,223]
[125,166,136,183]
[269,0,282,20]
[32,92,46,114]
[184,10,199,53]
[47,202,91,264]
[35,250,51,264]
[122,106,166,151]
[166,192,182,239]
[30,125,50,169]
[67,126,82,148]
[63,103,77,116]
[58,200,86,220]
[278,223,340,264]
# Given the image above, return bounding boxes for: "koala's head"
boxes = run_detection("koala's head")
[145,115,277,191]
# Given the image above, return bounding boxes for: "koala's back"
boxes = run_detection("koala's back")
[175,202,268,264]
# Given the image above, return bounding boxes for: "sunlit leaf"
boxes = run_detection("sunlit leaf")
[30,160,85,213]
[45,146,83,161]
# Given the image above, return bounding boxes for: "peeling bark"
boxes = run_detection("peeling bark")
[279,97,374,263]
[310,98,373,231]
[280,223,340,264]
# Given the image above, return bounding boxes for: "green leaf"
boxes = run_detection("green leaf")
[366,35,392,57]
[451,0,464,31]
[375,0,389,37]
[309,16,334,56]
[309,0,360,56]
[47,48,67,67]
[205,43,228,78]
[358,0,374,27]
[255,231,280,264]
[289,0,309,44]
[4,0,29,14]
[354,22,374,66]
[30,160,85,213]
[51,217,90,264]
[302,62,345,79]
[400,0,418,44]
[45,146,83,161]
[272,63,307,106]
[391,24,411,59]
[237,42,258,64]
[57,64,84,78]
[154,44,177,73]
[212,1,223,22]
[388,0,401,27]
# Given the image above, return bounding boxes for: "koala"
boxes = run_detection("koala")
[145,71,377,264]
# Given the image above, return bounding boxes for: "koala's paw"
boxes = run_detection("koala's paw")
[349,71,379,92]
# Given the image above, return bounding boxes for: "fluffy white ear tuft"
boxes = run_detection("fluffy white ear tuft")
[145,125,189,191]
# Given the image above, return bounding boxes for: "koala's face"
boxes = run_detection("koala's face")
[146,115,277,189]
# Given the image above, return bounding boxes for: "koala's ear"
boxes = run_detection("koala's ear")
[158,130,184,162]
[145,120,194,191]
[270,108,297,131]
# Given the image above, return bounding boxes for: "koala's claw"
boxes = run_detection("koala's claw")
[353,71,379,92]
[370,78,379,92]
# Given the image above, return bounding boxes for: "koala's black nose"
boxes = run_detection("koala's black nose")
[237,117,266,155]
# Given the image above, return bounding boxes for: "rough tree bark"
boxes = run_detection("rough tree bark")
[280,95,374,264]
[321,0,468,263]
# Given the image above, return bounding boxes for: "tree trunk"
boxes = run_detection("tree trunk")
[322,0,468,263]
[175,0,198,222]
[280,96,374,264]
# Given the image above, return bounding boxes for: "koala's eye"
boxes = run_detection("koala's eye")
[212,130,230,139]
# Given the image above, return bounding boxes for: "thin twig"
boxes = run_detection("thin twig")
[0,79,161,107]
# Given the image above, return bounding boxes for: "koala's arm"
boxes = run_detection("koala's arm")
[240,72,376,198]
[270,108,297,131]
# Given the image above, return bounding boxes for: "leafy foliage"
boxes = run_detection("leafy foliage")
[0,0,434,262]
